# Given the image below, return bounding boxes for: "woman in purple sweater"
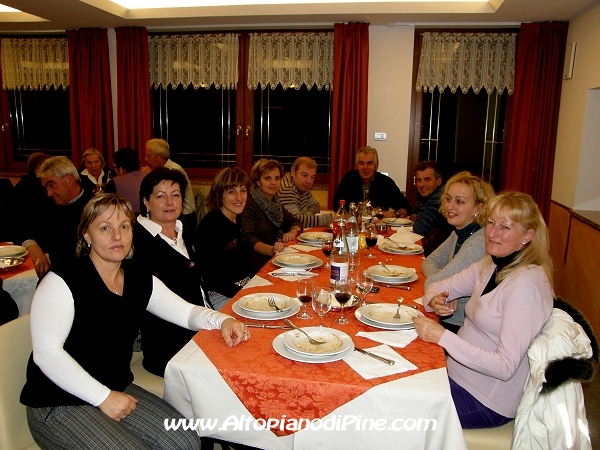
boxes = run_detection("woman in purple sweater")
[414,191,554,429]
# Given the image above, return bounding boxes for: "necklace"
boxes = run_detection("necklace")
[91,258,123,295]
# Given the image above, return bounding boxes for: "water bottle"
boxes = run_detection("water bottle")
[346,203,359,254]
[330,226,349,288]
[333,200,348,235]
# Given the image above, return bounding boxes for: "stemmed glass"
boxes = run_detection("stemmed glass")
[348,251,360,283]
[296,278,314,319]
[356,270,374,306]
[365,223,378,258]
[321,238,333,268]
[375,207,385,221]
[334,278,351,325]
[312,289,332,327]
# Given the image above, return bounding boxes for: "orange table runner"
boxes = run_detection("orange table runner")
[193,231,446,437]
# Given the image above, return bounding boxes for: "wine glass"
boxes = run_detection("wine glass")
[375,207,385,221]
[348,252,360,283]
[312,289,332,327]
[296,278,314,319]
[334,278,351,325]
[321,238,333,268]
[356,270,374,306]
[365,223,378,258]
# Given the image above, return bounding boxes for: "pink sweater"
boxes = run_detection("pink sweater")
[424,256,553,417]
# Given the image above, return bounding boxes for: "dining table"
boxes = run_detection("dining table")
[0,243,38,316]
[164,227,467,450]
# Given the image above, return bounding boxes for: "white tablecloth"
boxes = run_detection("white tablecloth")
[3,268,38,316]
[164,341,467,450]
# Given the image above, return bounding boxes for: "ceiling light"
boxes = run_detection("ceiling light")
[0,4,21,12]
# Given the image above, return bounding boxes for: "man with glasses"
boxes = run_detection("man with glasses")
[333,146,410,218]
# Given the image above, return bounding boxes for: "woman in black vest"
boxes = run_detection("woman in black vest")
[21,194,248,449]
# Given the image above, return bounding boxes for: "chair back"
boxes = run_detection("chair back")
[0,314,37,450]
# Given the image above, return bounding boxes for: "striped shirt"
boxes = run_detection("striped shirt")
[278,173,332,228]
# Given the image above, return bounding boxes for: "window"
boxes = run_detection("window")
[253,84,331,171]
[8,87,71,164]
[420,87,506,190]
[150,31,333,177]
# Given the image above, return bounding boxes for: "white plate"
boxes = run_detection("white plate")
[367,265,415,282]
[298,232,333,243]
[273,333,354,363]
[355,306,417,330]
[0,245,28,258]
[378,242,424,255]
[232,300,300,321]
[382,217,413,226]
[361,303,421,326]
[369,272,419,285]
[282,327,353,356]
[237,293,294,313]
[273,254,321,267]
[272,258,323,270]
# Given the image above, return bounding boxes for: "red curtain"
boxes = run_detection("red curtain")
[67,28,114,167]
[115,27,152,164]
[328,22,369,209]
[0,43,14,169]
[501,22,569,221]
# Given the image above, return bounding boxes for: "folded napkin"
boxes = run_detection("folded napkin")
[356,330,418,348]
[290,243,321,252]
[389,228,423,244]
[344,344,418,380]
[412,296,424,305]
[268,268,319,281]
[241,275,273,289]
[280,247,299,254]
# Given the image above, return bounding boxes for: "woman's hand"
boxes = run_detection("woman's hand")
[281,231,297,243]
[272,241,286,254]
[98,390,138,421]
[428,292,456,317]
[28,244,51,277]
[413,316,446,344]
[220,318,248,347]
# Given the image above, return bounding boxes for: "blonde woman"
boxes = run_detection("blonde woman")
[421,172,495,332]
[415,191,554,428]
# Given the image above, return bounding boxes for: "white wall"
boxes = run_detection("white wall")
[367,25,415,193]
[552,1,600,209]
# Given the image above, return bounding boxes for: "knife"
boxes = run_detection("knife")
[245,324,294,329]
[272,272,315,277]
[354,347,396,365]
[374,282,411,290]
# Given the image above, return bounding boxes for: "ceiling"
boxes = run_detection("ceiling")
[0,0,597,33]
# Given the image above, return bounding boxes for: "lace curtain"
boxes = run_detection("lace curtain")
[416,32,516,95]
[149,34,239,90]
[1,38,69,90]
[248,32,333,91]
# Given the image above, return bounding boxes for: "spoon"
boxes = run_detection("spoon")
[378,261,396,276]
[283,319,325,345]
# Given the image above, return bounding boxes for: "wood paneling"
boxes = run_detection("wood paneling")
[549,201,600,339]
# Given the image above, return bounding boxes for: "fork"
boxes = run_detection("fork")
[393,297,404,319]
[283,319,325,345]
[268,297,282,311]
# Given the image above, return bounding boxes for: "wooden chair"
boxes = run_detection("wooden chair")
[0,314,40,449]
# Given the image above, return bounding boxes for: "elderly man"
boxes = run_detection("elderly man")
[278,157,332,228]
[410,160,453,255]
[142,138,197,229]
[20,156,94,277]
[333,146,411,218]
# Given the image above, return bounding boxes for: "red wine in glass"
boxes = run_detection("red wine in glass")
[321,239,333,268]
[298,294,313,304]
[365,237,378,248]
[334,292,351,305]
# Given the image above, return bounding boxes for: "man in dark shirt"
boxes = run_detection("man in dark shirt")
[410,160,453,255]
[333,146,411,217]
[21,156,93,277]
